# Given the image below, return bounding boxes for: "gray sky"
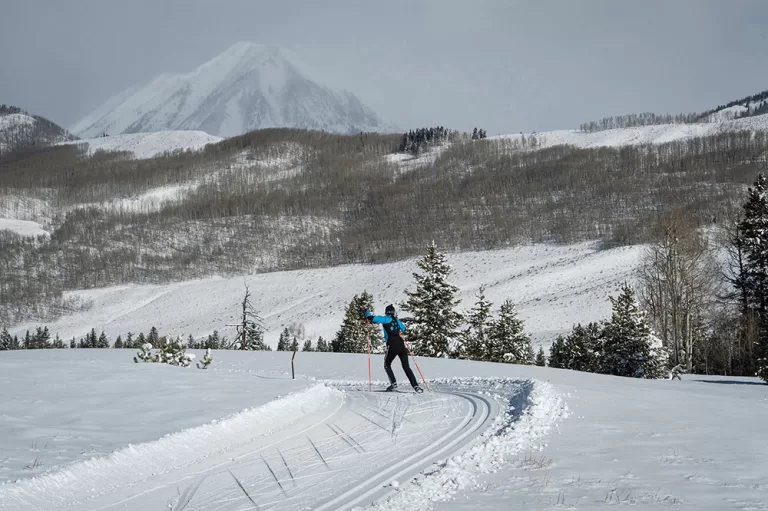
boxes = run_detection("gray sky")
[2,0,768,135]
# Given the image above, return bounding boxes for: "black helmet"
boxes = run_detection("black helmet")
[385,304,396,317]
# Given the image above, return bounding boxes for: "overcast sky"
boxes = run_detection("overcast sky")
[2,0,768,135]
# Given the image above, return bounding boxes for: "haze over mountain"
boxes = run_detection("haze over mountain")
[72,42,394,138]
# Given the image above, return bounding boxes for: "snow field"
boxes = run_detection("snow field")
[65,130,223,160]
[0,219,48,237]
[10,242,644,350]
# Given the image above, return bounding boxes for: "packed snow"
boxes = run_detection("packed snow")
[0,349,765,510]
[66,130,223,160]
[10,242,644,349]
[0,219,48,237]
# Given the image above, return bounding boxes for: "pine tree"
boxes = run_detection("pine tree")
[333,291,380,353]
[125,332,134,349]
[550,323,604,373]
[290,337,299,352]
[34,326,50,349]
[535,346,547,366]
[186,334,195,349]
[602,282,669,378]
[401,242,463,357]
[737,174,768,382]
[316,336,328,352]
[302,339,314,352]
[0,328,12,350]
[88,328,98,348]
[244,325,269,350]
[97,331,109,348]
[277,328,291,351]
[52,334,64,349]
[69,337,76,349]
[487,299,533,364]
[458,286,493,360]
[23,330,32,349]
[114,335,124,349]
[205,330,220,349]
[197,348,213,369]
[148,326,159,347]
[137,332,147,347]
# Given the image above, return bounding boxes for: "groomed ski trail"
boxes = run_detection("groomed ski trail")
[0,379,565,511]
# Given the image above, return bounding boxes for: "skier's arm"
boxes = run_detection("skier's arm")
[364,311,391,324]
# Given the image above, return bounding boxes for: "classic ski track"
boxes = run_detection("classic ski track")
[10,386,509,511]
[312,389,498,511]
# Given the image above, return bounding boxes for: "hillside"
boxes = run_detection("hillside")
[67,130,223,159]
[0,105,76,154]
[72,42,394,138]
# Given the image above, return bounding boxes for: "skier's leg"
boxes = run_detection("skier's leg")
[398,348,419,387]
[384,345,397,385]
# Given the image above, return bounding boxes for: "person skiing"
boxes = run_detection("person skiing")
[365,305,423,393]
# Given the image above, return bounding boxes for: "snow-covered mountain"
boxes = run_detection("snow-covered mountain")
[0,107,76,154]
[72,42,394,138]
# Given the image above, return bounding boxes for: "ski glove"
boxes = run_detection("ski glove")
[364,310,373,322]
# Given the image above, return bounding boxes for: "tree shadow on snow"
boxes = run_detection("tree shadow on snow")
[693,379,766,386]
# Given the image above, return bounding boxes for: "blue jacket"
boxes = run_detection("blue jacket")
[365,312,407,344]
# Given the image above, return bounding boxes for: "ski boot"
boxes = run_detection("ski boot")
[413,385,424,393]
[385,383,398,392]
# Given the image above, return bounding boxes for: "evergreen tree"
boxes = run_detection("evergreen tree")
[242,324,269,350]
[114,335,124,349]
[23,330,32,349]
[602,282,669,379]
[277,328,291,351]
[458,286,493,360]
[550,323,604,373]
[333,291,380,353]
[302,339,314,352]
[290,337,300,352]
[401,242,463,357]
[34,326,50,349]
[186,334,195,349]
[137,332,147,347]
[125,332,134,349]
[535,346,547,366]
[52,334,64,349]
[736,174,768,382]
[69,337,76,349]
[487,299,533,364]
[0,328,12,350]
[205,330,221,349]
[97,331,109,348]
[88,328,98,348]
[197,348,213,369]
[148,326,159,347]
[316,336,328,352]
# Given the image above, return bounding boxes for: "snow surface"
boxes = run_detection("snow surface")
[67,130,222,160]
[10,242,644,349]
[0,349,765,510]
[0,219,48,237]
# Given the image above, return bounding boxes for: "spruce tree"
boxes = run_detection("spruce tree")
[458,286,493,361]
[88,328,98,348]
[551,323,604,373]
[114,335,124,349]
[602,282,668,378]
[549,335,567,369]
[290,337,300,352]
[535,346,547,366]
[23,330,32,349]
[97,331,109,348]
[137,332,147,347]
[302,339,314,352]
[487,299,533,364]
[244,325,269,350]
[125,332,134,349]
[737,174,768,382]
[0,328,12,350]
[333,291,380,353]
[316,336,328,352]
[148,326,159,347]
[401,242,463,357]
[205,330,220,349]
[52,334,64,349]
[69,337,76,349]
[277,328,291,351]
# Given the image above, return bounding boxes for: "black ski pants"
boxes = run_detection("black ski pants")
[384,337,418,387]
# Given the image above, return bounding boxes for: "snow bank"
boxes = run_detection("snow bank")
[0,218,48,237]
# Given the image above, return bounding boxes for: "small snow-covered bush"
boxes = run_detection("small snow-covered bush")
[158,336,195,367]
[133,343,155,363]
[197,348,213,369]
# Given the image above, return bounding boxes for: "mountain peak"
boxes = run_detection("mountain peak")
[72,44,393,138]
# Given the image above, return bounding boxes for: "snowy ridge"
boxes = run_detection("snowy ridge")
[67,130,223,159]
[72,42,393,138]
[492,113,768,151]
[0,219,48,237]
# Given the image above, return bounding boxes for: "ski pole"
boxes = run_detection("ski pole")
[367,331,372,392]
[403,336,431,392]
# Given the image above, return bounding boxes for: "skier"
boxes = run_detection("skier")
[365,305,423,393]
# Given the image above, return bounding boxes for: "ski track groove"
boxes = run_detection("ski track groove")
[7,381,533,511]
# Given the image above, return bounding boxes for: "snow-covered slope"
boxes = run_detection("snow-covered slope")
[0,111,74,154]
[493,113,768,151]
[69,130,223,159]
[11,242,643,348]
[72,42,394,138]
[0,218,48,237]
[0,350,764,510]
